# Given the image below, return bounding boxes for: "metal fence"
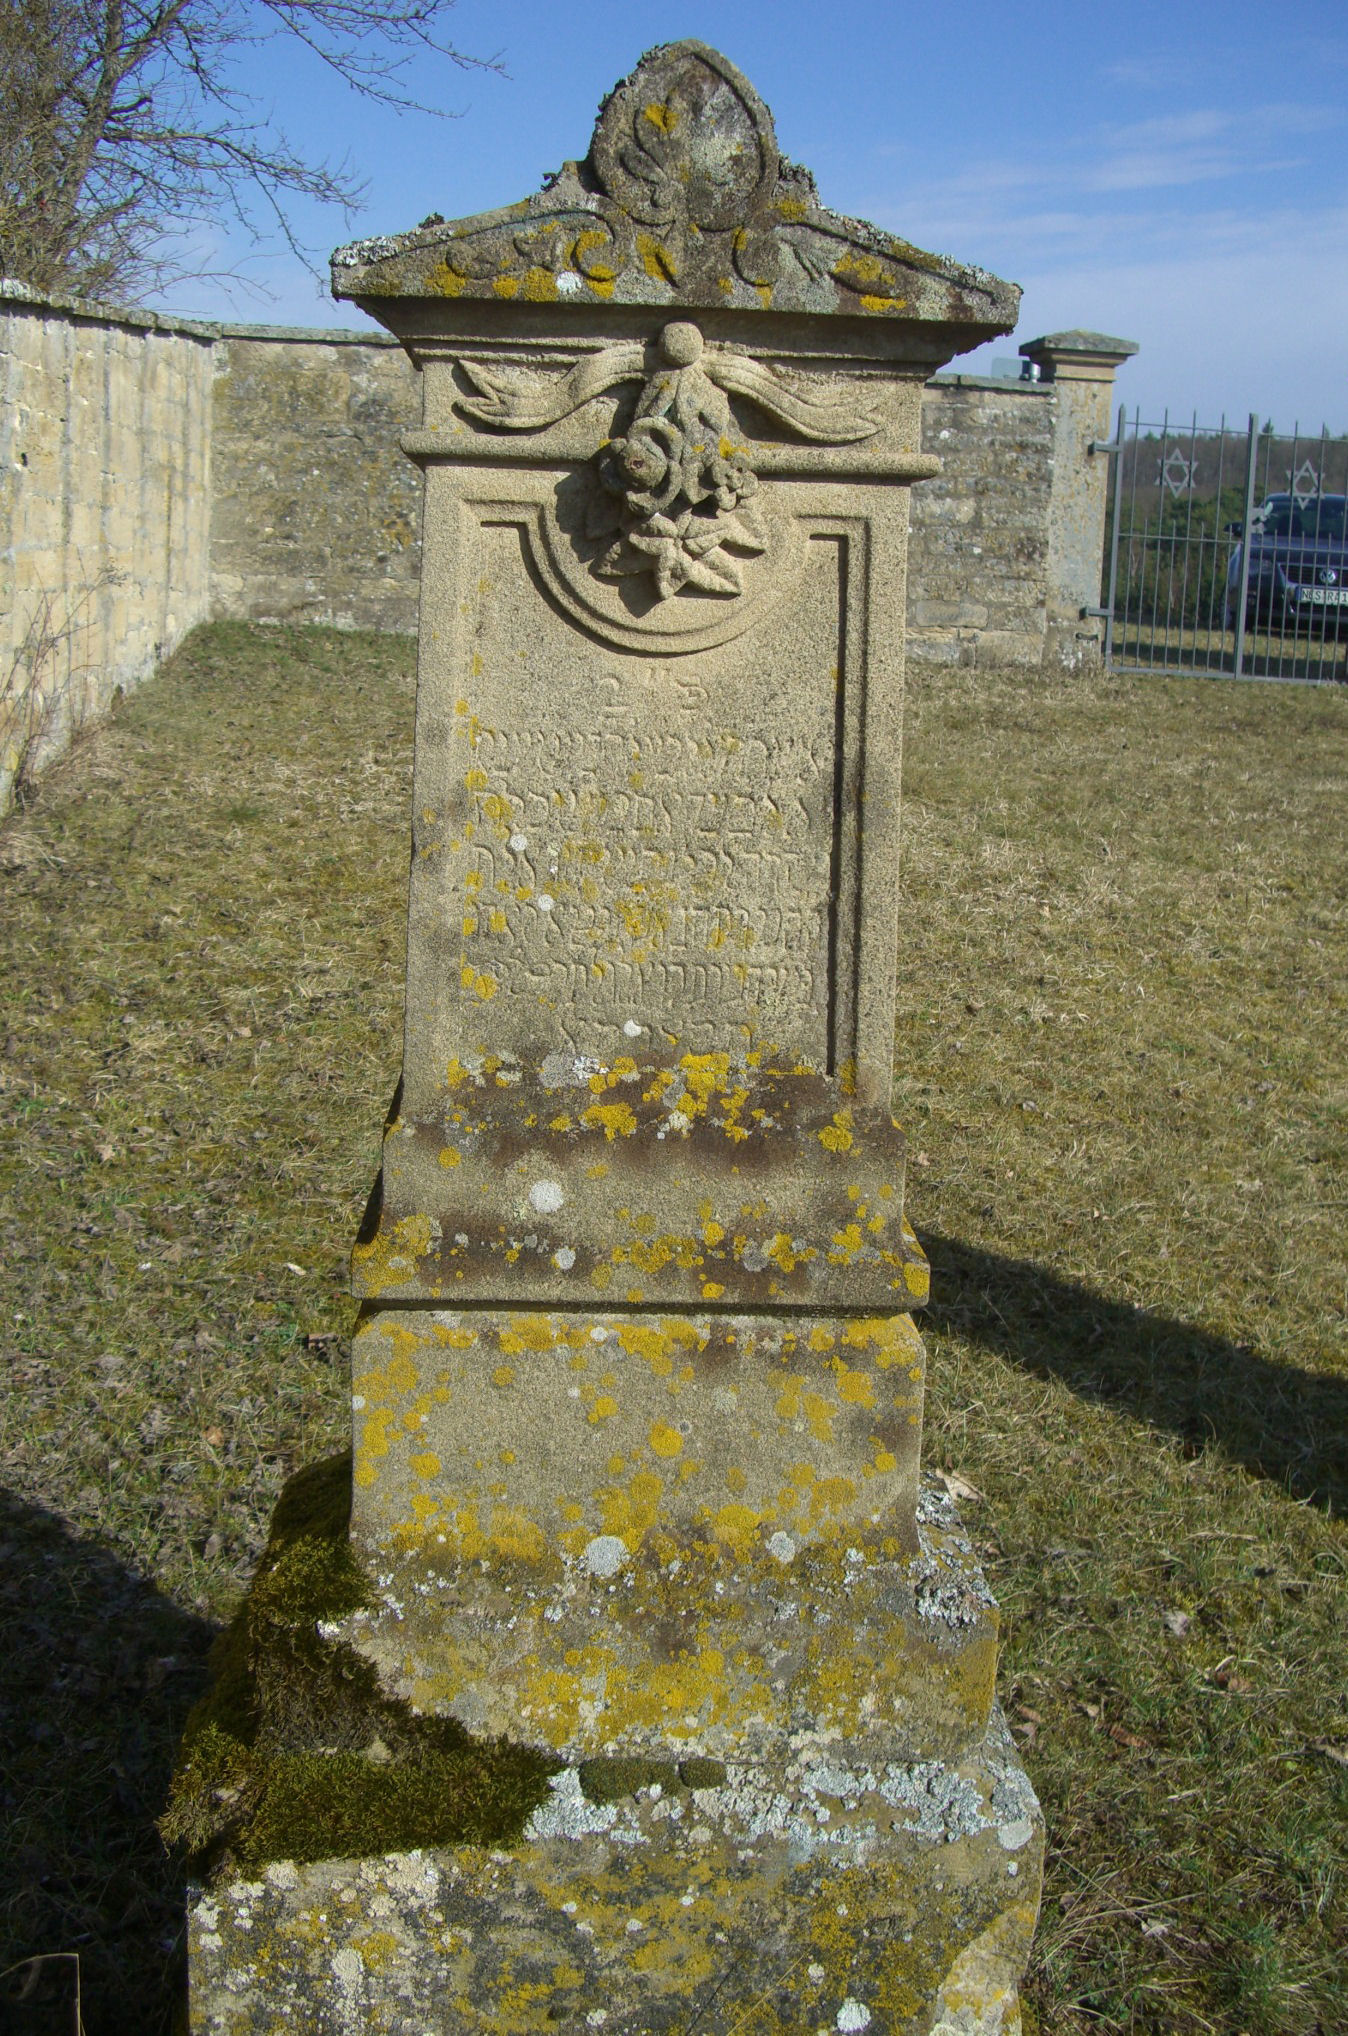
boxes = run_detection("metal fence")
[1098,411,1348,682]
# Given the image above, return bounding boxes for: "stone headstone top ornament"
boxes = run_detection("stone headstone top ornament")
[333,40,1015,332]
[184,43,1043,2036]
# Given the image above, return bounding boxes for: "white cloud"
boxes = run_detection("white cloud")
[1098,56,1176,91]
[867,102,1344,262]
[1081,103,1337,193]
[956,215,1348,433]
[857,88,1348,428]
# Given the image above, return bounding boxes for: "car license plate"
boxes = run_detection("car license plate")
[1297,586,1348,605]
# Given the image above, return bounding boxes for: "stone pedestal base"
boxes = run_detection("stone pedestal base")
[188,1702,1040,2035]
[178,1466,1042,2033]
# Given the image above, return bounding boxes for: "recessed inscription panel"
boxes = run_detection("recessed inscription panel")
[409,514,848,1078]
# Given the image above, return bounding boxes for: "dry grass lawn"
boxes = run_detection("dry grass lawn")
[0,622,1344,2034]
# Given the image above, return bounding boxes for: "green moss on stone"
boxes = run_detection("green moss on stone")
[247,1747,559,1865]
[161,1453,560,1878]
[577,1755,680,1804]
[574,1753,728,1803]
[159,1721,260,1858]
[677,1755,727,1790]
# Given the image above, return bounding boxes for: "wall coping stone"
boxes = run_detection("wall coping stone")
[4,286,1059,379]
[1,276,219,342]
[1021,327,1139,356]
[1019,329,1138,380]
[928,371,1052,395]
[213,320,400,345]
[0,279,397,348]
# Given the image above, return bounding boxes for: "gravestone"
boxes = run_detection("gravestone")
[182,41,1042,2034]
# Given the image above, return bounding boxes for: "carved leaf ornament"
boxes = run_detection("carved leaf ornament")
[456,321,879,602]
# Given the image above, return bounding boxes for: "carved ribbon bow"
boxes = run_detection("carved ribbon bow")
[454,325,884,442]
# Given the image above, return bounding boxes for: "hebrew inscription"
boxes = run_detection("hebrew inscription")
[432,524,848,1062]
[460,725,830,1052]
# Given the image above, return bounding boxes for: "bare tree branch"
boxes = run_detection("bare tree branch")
[0,0,500,301]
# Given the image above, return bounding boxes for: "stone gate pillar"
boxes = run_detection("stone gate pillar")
[183,41,1042,2035]
[1019,329,1139,669]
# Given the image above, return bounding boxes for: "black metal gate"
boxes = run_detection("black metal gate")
[1099,411,1348,682]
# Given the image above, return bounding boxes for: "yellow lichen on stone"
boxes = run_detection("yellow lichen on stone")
[774,1375,802,1421]
[818,1108,855,1152]
[831,1362,876,1408]
[426,260,466,297]
[496,1315,562,1355]
[460,964,498,1001]
[673,1051,730,1116]
[802,1393,834,1443]
[391,1213,433,1260]
[711,1502,765,1550]
[430,1321,475,1350]
[636,232,677,282]
[764,1233,799,1272]
[581,1100,637,1139]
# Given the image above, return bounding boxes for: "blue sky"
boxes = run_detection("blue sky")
[158,0,1348,432]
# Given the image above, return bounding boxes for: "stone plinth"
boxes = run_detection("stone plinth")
[175,39,1041,2034]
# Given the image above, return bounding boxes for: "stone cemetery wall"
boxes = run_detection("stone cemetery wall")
[209,326,422,633]
[915,374,1057,668]
[205,329,1076,668]
[0,284,215,814]
[0,290,1130,814]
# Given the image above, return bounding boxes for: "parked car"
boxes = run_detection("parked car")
[1226,494,1348,632]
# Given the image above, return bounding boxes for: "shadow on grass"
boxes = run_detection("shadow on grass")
[921,1232,1348,1516]
[0,1492,216,2036]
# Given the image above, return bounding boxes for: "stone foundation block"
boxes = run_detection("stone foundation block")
[188,1705,1040,2035]
[340,1474,1002,1770]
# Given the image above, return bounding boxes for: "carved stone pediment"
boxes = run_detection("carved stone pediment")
[333,40,1019,337]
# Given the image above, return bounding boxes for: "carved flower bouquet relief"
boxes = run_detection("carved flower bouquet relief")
[451,316,886,629]
[587,324,768,600]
